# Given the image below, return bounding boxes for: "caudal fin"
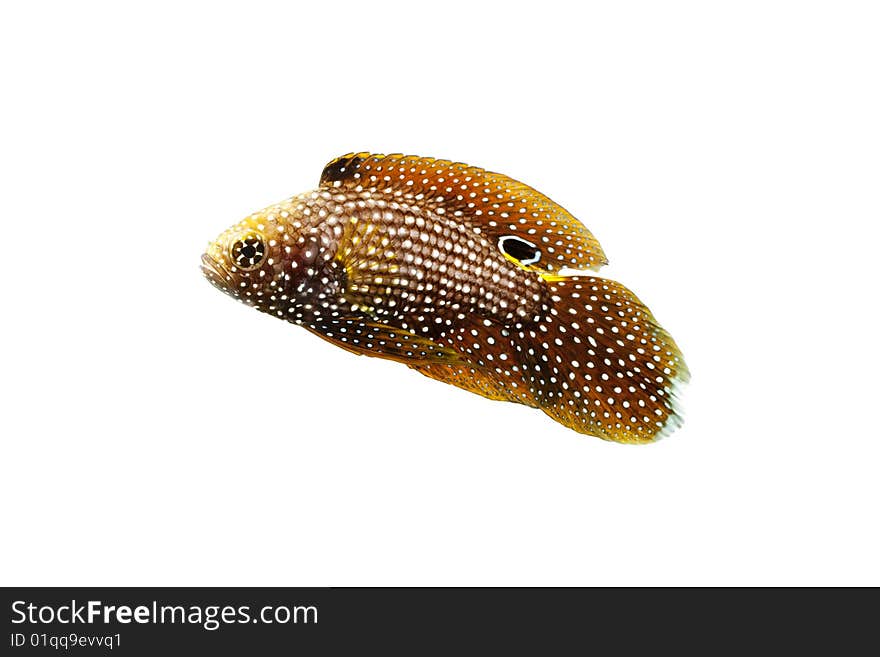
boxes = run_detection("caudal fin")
[529,276,689,443]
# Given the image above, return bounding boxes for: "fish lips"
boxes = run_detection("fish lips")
[200,252,232,290]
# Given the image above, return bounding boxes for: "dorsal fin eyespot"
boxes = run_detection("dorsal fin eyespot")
[320,154,365,185]
[498,235,541,266]
[319,152,608,272]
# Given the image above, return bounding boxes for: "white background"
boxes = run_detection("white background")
[2,1,878,586]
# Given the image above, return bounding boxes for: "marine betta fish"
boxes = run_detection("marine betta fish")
[201,153,689,443]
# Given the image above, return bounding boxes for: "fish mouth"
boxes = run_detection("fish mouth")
[201,253,231,287]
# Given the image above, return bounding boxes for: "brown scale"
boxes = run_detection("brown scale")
[202,153,689,443]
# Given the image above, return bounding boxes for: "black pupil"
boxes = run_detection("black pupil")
[234,236,264,267]
[503,237,538,262]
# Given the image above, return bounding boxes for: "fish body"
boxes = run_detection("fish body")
[202,153,688,443]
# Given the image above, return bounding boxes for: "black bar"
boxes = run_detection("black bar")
[1,587,871,654]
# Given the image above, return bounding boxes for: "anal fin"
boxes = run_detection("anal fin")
[408,361,537,406]
[304,316,534,406]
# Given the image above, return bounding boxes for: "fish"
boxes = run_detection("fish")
[201,153,689,443]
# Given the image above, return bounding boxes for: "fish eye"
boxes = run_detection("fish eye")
[230,233,266,270]
[498,235,541,266]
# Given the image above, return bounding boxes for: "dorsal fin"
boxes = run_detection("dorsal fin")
[319,153,608,273]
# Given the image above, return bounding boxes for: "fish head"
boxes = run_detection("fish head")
[201,209,292,312]
[201,200,340,319]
